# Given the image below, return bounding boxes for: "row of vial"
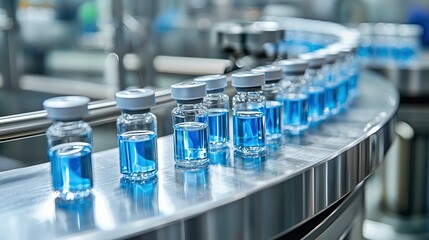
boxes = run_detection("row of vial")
[357,23,423,65]
[43,44,359,201]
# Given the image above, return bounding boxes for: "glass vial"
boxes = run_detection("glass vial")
[251,65,283,141]
[328,46,351,109]
[344,42,360,99]
[316,49,340,115]
[44,96,93,200]
[299,53,328,123]
[194,75,229,148]
[171,81,209,167]
[231,71,266,155]
[277,59,309,135]
[116,89,158,181]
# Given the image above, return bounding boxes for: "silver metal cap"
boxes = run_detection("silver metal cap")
[251,65,283,83]
[397,24,423,37]
[275,59,308,74]
[298,53,325,68]
[115,89,155,110]
[194,75,227,91]
[315,49,338,63]
[44,96,89,121]
[231,71,265,88]
[171,81,206,100]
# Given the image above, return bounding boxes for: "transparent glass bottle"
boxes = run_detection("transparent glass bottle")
[349,43,360,99]
[299,53,328,123]
[171,81,209,167]
[44,96,93,200]
[277,59,309,135]
[329,46,351,109]
[231,71,266,155]
[116,89,158,181]
[251,65,283,141]
[316,49,340,115]
[194,75,229,148]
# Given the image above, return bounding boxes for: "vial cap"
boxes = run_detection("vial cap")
[275,59,308,74]
[43,96,89,121]
[358,23,373,35]
[397,24,423,37]
[231,71,265,88]
[374,23,396,36]
[115,89,155,110]
[315,49,338,63]
[194,75,227,91]
[251,65,283,83]
[326,44,352,59]
[298,53,326,68]
[171,81,206,100]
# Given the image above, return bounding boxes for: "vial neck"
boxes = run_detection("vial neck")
[177,100,203,108]
[53,119,83,124]
[121,109,151,115]
[207,88,224,94]
[263,82,277,89]
[306,68,321,76]
[206,92,225,99]
[284,71,305,77]
[235,86,262,92]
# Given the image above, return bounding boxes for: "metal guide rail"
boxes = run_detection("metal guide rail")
[0,71,398,239]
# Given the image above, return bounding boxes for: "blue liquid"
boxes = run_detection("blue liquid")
[308,87,325,122]
[265,101,282,140]
[376,45,390,60]
[49,142,93,199]
[325,83,338,115]
[233,111,265,154]
[118,130,158,180]
[358,45,372,58]
[348,74,358,97]
[395,47,417,62]
[336,80,348,107]
[174,122,209,166]
[208,109,229,147]
[282,93,309,135]
[209,146,230,166]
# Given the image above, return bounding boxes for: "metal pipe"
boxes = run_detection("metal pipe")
[0,88,174,143]
[382,121,429,216]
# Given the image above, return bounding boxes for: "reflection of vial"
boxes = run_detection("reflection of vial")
[209,146,230,166]
[194,75,229,148]
[175,165,210,201]
[120,177,159,217]
[233,153,265,173]
[299,53,327,123]
[44,96,93,201]
[277,60,309,135]
[55,195,95,233]
[171,81,209,167]
[231,72,266,155]
[116,89,158,181]
[252,65,283,141]
[316,49,340,115]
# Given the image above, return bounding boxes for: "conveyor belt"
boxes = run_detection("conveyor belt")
[0,71,398,239]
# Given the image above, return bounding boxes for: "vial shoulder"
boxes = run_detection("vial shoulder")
[46,121,92,138]
[117,112,157,124]
[203,94,229,108]
[172,106,207,116]
[233,92,265,103]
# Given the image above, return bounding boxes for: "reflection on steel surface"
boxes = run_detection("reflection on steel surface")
[0,72,398,239]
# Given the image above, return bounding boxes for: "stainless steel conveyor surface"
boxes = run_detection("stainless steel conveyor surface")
[0,72,398,239]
